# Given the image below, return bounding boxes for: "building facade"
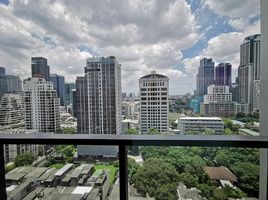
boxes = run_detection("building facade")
[0,67,5,76]
[178,117,224,135]
[215,63,232,86]
[24,77,60,133]
[201,85,235,117]
[139,71,169,134]
[238,34,261,113]
[50,74,65,106]
[196,58,215,96]
[0,67,22,100]
[0,94,24,126]
[31,57,50,81]
[76,57,122,156]
[64,83,76,106]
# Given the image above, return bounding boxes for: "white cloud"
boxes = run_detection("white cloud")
[0,0,199,94]
[202,0,260,19]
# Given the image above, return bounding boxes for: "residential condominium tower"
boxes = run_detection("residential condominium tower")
[196,58,215,96]
[50,74,65,106]
[238,34,261,113]
[31,57,50,81]
[139,71,169,134]
[76,56,122,156]
[24,77,60,133]
[215,63,232,86]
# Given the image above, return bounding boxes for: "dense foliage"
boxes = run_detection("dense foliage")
[15,152,35,166]
[130,146,259,199]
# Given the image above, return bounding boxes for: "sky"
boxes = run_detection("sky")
[0,0,260,95]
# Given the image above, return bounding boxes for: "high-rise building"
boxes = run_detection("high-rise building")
[64,83,76,106]
[201,85,235,117]
[0,67,5,77]
[24,77,60,133]
[196,58,215,95]
[215,63,232,86]
[0,94,24,126]
[0,67,22,100]
[50,74,65,106]
[238,34,261,113]
[31,57,50,81]
[139,71,169,134]
[76,56,122,156]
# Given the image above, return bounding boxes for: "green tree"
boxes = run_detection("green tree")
[231,162,259,196]
[133,158,178,198]
[128,158,140,184]
[126,128,139,135]
[15,153,35,167]
[148,127,159,135]
[62,127,76,134]
[155,183,178,200]
[179,172,198,188]
[203,128,215,135]
[214,152,229,166]
[222,186,247,198]
[224,128,233,135]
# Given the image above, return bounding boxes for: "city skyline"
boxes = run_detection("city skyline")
[0,0,260,95]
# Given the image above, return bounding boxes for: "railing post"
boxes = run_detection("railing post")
[119,144,128,200]
[0,144,7,199]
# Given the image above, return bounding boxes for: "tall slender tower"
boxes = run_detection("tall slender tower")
[238,34,261,113]
[196,58,215,96]
[139,71,169,134]
[31,57,50,81]
[76,56,122,156]
[215,63,232,86]
[50,74,65,106]
[24,77,60,133]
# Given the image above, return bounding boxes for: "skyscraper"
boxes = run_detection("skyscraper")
[31,57,50,81]
[139,71,169,134]
[64,83,76,106]
[50,74,65,106]
[196,58,215,95]
[215,63,232,86]
[0,67,22,100]
[238,34,261,113]
[0,67,5,77]
[76,56,122,156]
[24,77,60,133]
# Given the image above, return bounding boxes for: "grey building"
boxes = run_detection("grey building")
[76,56,122,157]
[0,67,5,76]
[238,34,261,113]
[196,58,215,95]
[0,67,22,100]
[64,83,76,106]
[50,74,65,106]
[139,71,169,134]
[31,57,50,81]
[215,63,232,86]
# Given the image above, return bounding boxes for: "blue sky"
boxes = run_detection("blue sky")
[0,0,260,94]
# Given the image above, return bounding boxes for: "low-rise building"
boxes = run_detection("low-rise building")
[178,117,224,135]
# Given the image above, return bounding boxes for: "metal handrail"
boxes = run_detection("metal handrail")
[1,134,267,199]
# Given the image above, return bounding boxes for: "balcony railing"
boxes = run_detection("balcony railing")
[0,134,268,199]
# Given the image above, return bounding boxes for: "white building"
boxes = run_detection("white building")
[24,77,60,133]
[201,85,235,117]
[178,117,224,135]
[139,71,169,134]
[204,85,232,103]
